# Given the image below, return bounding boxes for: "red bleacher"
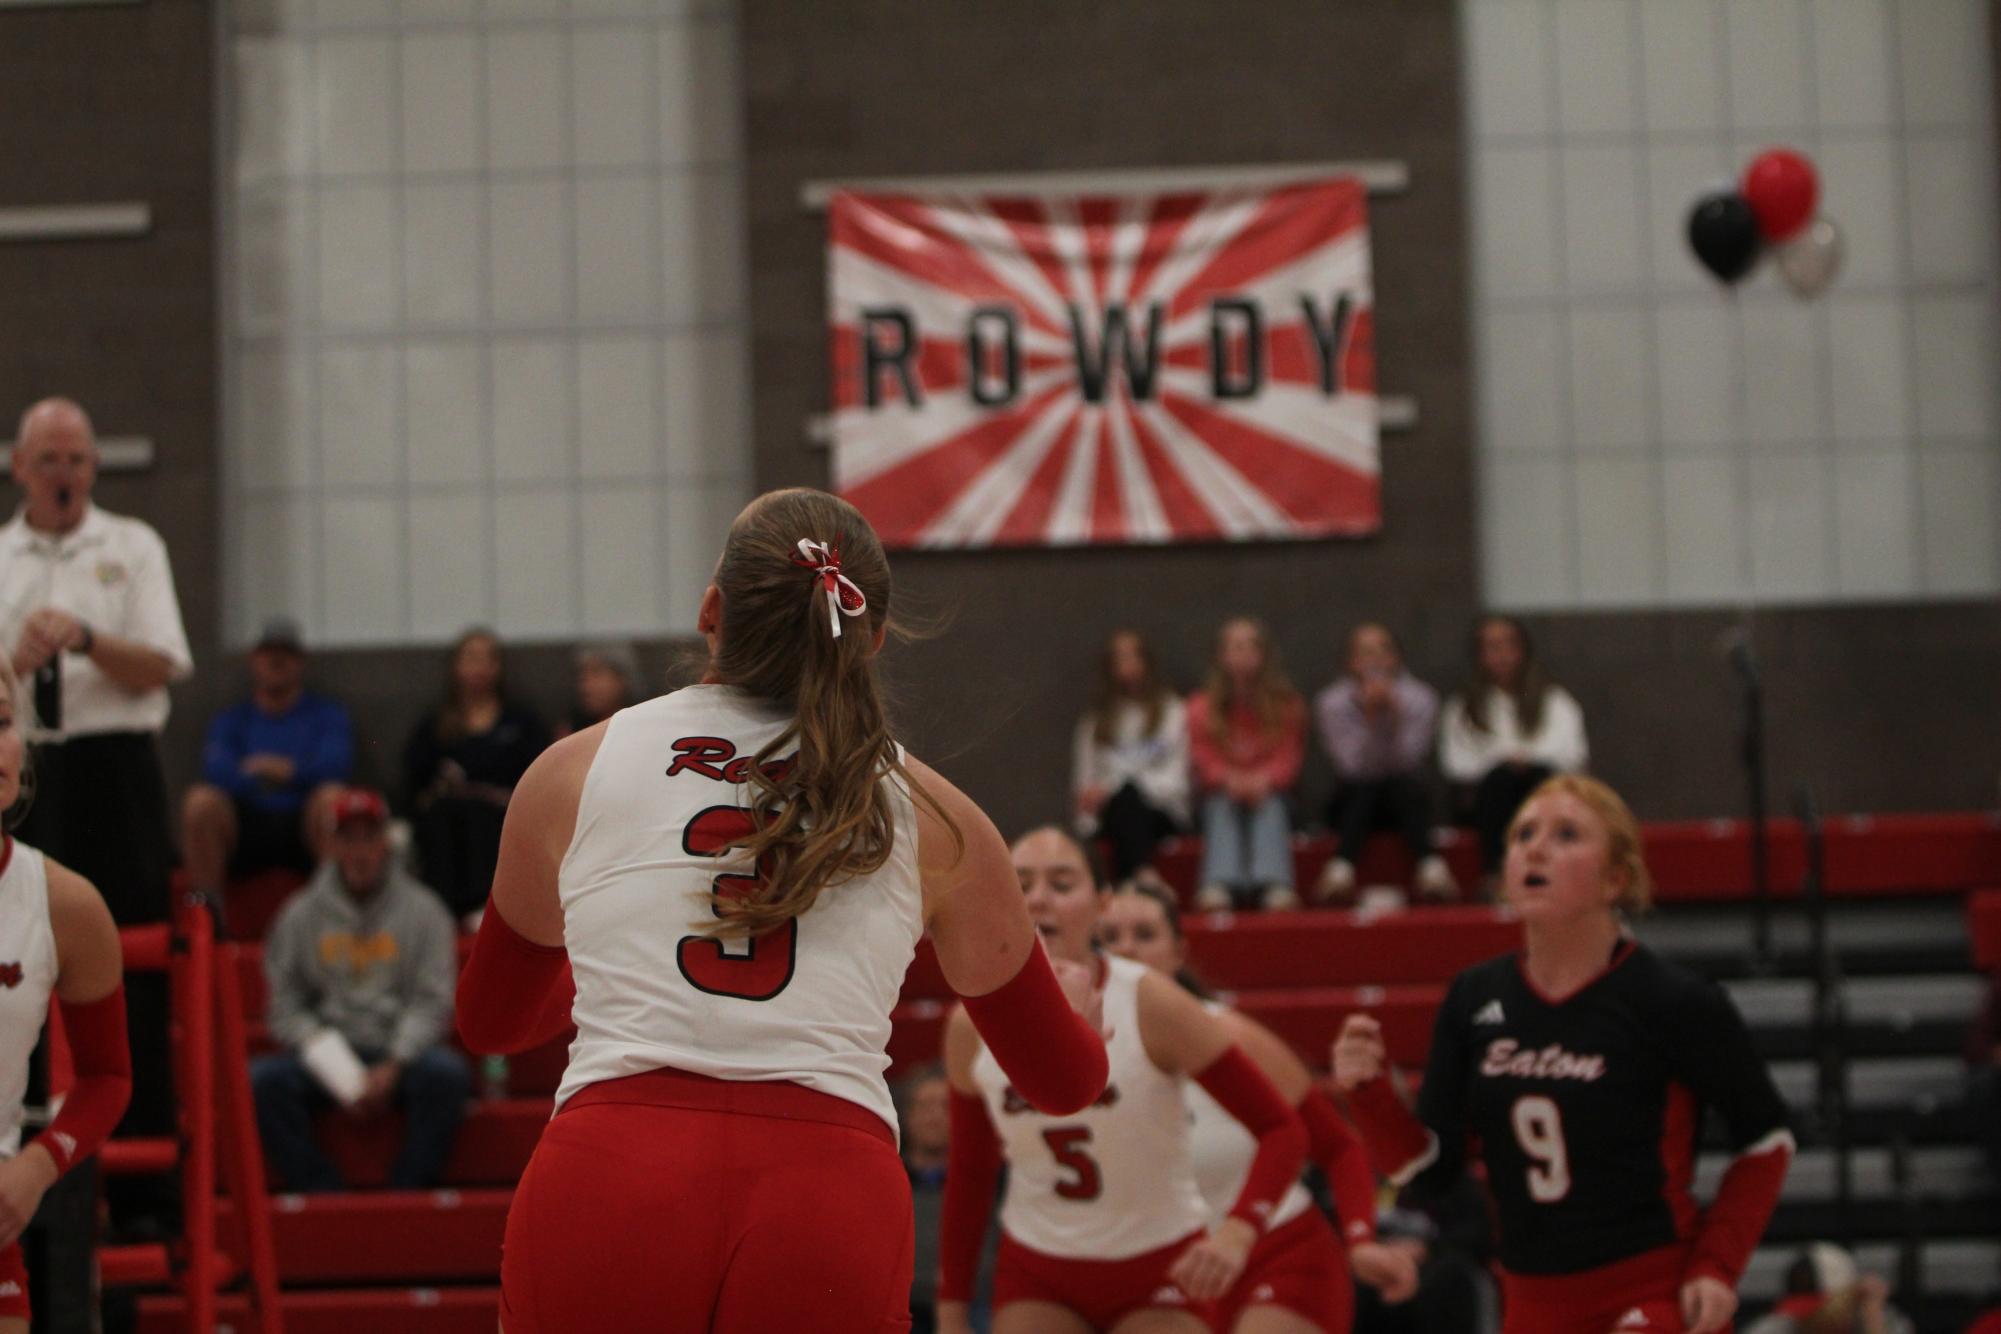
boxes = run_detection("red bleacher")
[133,810,2000,1331]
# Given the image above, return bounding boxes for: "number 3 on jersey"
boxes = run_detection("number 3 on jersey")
[1510,1094,1572,1203]
[675,806,798,1001]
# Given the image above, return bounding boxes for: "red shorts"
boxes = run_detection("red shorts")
[1501,1245,1693,1334]
[499,1069,912,1334]
[0,1243,25,1322]
[994,1230,1208,1331]
[1211,1208,1352,1334]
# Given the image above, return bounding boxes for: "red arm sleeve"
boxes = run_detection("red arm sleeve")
[33,987,130,1176]
[959,947,1107,1116]
[1687,1129,1794,1286]
[1194,1045,1308,1232]
[1344,1076,1438,1184]
[456,905,575,1054]
[938,1088,1003,1303]
[1300,1086,1378,1244]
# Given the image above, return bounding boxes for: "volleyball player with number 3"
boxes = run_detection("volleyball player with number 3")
[1333,777,1793,1334]
[455,489,1111,1333]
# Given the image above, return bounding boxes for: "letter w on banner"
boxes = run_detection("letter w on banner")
[827,179,1379,550]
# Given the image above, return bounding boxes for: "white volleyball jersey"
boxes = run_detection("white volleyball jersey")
[554,685,924,1137]
[1185,1000,1312,1233]
[0,840,59,1158]
[972,954,1209,1259]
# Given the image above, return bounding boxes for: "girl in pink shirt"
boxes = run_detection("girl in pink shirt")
[1185,618,1306,911]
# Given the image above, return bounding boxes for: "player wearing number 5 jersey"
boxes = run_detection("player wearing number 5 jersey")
[940,828,1308,1334]
[455,489,1109,1334]
[1334,776,1794,1334]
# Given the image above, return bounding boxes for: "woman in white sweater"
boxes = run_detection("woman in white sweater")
[1072,629,1190,889]
[1439,616,1588,877]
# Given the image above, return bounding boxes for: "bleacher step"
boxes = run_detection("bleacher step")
[1768,1055,1966,1112]
[139,1285,499,1334]
[1742,1239,2001,1300]
[224,1189,510,1283]
[1698,1145,1989,1203]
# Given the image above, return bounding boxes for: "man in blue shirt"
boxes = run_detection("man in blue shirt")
[180,618,354,901]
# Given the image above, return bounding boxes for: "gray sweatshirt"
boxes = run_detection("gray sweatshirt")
[263,860,458,1065]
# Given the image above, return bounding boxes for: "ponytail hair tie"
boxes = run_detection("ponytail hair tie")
[791,539,867,638]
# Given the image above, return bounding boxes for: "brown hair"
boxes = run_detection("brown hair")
[1506,774,1652,914]
[436,626,508,743]
[1201,617,1300,743]
[1462,614,1553,737]
[1009,824,1106,892]
[1107,880,1212,999]
[1087,629,1174,746]
[700,488,954,939]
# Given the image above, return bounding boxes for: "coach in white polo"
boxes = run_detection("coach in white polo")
[3,397,192,933]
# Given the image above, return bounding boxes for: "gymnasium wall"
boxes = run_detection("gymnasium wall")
[3,1,1997,838]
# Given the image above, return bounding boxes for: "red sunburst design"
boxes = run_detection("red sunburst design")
[828,178,1379,550]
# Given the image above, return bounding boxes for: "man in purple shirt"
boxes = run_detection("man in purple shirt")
[1311,623,1456,903]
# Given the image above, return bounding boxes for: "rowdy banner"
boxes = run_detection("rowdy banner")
[827,178,1379,550]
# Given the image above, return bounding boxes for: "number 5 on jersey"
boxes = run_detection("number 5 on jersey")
[1041,1126,1103,1201]
[676,806,798,1001]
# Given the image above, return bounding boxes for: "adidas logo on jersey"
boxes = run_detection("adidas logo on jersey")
[53,1131,76,1161]
[1251,1285,1277,1303]
[1615,1307,1651,1328]
[0,1282,19,1297]
[1151,1285,1187,1304]
[1473,999,1505,1025]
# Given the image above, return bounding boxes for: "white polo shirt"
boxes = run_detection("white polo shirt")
[0,505,193,741]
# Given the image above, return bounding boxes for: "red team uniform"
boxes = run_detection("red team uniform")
[1348,940,1793,1334]
[494,686,930,1331]
[1185,1001,1375,1334]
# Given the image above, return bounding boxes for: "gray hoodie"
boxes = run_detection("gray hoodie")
[263,859,458,1065]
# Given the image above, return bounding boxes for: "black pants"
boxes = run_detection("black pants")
[14,732,179,1323]
[1353,1251,1490,1334]
[1471,763,1555,873]
[413,796,508,918]
[1097,783,1180,883]
[1328,775,1435,865]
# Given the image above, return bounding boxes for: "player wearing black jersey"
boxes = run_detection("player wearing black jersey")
[1334,776,1793,1334]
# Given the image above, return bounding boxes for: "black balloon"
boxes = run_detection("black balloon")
[1685,192,1761,283]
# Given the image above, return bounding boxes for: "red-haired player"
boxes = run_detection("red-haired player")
[457,489,1109,1333]
[1100,881,1418,1333]
[938,828,1308,1334]
[1335,776,1793,1334]
[0,657,131,1332]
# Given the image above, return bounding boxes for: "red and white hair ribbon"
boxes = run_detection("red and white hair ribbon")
[792,539,867,638]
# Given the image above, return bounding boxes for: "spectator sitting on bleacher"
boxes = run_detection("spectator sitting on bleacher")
[1353,1173,1497,1334]
[1439,616,1587,888]
[1187,617,1307,912]
[402,627,547,922]
[251,788,470,1193]
[180,617,352,909]
[1071,628,1189,893]
[1968,964,2001,1183]
[1740,1243,1913,1334]
[555,639,641,740]
[1312,622,1456,906]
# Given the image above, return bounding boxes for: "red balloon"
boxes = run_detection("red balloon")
[1741,148,1818,242]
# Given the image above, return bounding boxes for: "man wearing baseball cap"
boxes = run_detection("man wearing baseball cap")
[251,787,470,1192]
[181,617,355,916]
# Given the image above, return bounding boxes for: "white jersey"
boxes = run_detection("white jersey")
[1186,1000,1312,1233]
[554,685,924,1137]
[972,954,1208,1259]
[0,840,60,1158]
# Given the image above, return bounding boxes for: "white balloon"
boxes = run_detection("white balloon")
[1777,218,1843,299]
